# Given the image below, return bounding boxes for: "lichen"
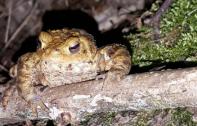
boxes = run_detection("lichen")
[127,0,197,67]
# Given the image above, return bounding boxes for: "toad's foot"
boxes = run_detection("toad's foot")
[27,95,49,117]
[1,81,16,110]
[102,70,126,90]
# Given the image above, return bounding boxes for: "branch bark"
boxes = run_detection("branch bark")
[1,67,197,124]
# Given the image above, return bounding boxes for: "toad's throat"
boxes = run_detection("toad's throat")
[40,60,98,87]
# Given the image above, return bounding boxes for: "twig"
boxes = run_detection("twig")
[4,1,12,43]
[1,2,37,53]
[0,64,8,72]
[0,0,26,19]
[15,0,25,8]
[65,0,69,7]
[151,0,173,42]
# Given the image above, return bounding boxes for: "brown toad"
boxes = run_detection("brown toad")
[8,28,131,110]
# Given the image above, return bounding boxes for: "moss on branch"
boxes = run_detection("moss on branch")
[127,0,197,67]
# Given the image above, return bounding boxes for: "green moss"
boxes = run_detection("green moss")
[80,112,116,126]
[132,108,197,126]
[133,111,153,126]
[167,108,197,126]
[161,0,197,33]
[128,0,197,67]
[101,111,116,126]
[80,109,197,125]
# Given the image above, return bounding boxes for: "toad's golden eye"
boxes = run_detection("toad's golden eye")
[69,41,80,54]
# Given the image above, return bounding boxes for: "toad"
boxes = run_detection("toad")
[6,28,131,113]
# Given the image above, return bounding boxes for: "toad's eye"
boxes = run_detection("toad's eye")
[69,42,80,54]
[36,39,42,49]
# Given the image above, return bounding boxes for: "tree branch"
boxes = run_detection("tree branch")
[1,67,197,124]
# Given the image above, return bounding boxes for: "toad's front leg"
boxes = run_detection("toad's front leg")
[97,44,131,84]
[16,54,48,116]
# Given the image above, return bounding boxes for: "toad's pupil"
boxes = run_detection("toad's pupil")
[69,43,80,54]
